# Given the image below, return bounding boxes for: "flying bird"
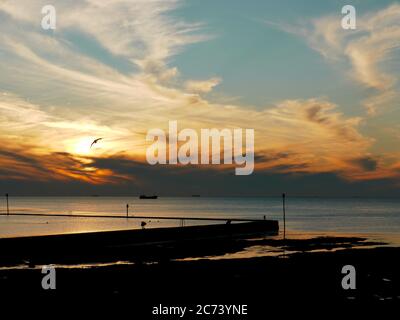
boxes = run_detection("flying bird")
[90,138,103,149]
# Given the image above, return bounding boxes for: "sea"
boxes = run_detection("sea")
[0,196,399,245]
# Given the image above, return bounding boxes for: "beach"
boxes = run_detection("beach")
[0,226,399,311]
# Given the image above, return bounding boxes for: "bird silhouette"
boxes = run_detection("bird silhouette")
[90,138,103,149]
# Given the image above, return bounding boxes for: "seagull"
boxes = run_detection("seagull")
[90,138,103,149]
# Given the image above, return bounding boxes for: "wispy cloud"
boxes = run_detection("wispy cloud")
[265,4,400,115]
[0,0,399,191]
[0,0,209,79]
[185,77,221,94]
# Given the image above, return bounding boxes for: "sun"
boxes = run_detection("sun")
[68,137,95,155]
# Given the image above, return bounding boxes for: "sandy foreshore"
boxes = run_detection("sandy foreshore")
[0,229,398,313]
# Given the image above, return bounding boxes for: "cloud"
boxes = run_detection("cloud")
[0,93,50,129]
[350,156,378,171]
[0,0,399,194]
[0,90,377,183]
[185,77,221,93]
[2,151,399,196]
[0,145,132,184]
[265,4,400,115]
[0,0,209,82]
[250,99,373,176]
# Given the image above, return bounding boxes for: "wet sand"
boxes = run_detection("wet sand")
[0,229,398,313]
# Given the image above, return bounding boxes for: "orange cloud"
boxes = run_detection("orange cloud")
[0,147,132,185]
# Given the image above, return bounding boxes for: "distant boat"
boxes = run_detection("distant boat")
[139,195,158,199]
[191,195,200,197]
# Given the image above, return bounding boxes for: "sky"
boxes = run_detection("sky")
[0,0,400,196]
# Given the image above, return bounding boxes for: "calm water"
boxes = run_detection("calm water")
[0,197,399,244]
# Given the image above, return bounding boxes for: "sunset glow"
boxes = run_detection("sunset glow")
[0,0,399,196]
[68,137,96,156]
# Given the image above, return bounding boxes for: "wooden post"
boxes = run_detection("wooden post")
[282,193,286,240]
[5,193,9,216]
[126,204,129,218]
